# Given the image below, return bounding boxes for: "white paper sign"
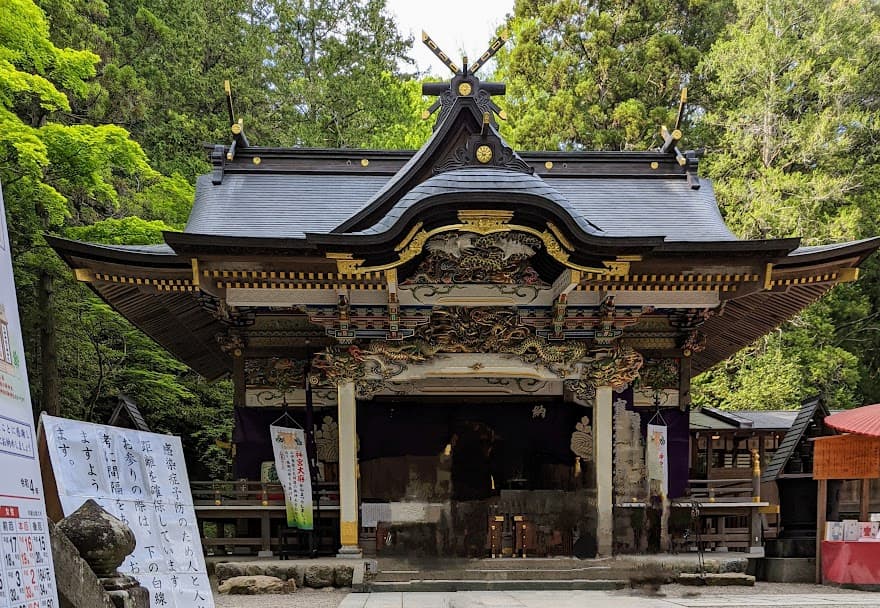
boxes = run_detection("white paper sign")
[42,415,212,608]
[647,423,668,498]
[0,181,59,608]
[270,426,313,530]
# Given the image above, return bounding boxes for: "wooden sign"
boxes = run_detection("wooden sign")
[813,434,880,480]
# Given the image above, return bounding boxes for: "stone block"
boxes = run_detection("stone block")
[304,565,335,588]
[288,565,305,587]
[244,563,264,576]
[49,521,115,608]
[263,564,289,580]
[218,575,296,595]
[214,563,246,582]
[334,565,354,587]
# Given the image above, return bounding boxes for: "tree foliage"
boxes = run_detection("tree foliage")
[3,0,428,479]
[495,0,730,150]
[691,0,880,410]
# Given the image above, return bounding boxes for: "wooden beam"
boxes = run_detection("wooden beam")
[860,478,871,521]
[233,355,246,407]
[816,478,827,584]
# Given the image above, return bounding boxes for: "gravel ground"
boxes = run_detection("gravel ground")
[211,582,877,608]
[212,585,349,608]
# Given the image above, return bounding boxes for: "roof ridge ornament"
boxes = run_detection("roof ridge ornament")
[211,80,251,184]
[420,31,509,128]
[658,88,701,189]
[224,80,249,160]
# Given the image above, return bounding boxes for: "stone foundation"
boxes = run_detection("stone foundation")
[214,560,361,589]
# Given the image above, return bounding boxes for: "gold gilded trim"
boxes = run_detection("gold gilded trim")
[394,222,425,252]
[837,267,860,283]
[191,258,200,287]
[546,222,574,251]
[457,210,514,234]
[763,263,774,290]
[73,268,94,283]
[327,214,625,276]
[340,521,359,545]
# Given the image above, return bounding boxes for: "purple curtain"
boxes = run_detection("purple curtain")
[622,387,689,499]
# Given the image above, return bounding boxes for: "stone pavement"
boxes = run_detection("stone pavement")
[337,590,880,608]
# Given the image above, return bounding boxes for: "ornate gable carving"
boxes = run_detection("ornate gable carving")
[401,230,548,286]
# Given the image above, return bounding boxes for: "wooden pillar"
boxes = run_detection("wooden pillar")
[232,354,246,407]
[337,381,361,557]
[594,386,614,556]
[816,478,827,584]
[860,479,871,522]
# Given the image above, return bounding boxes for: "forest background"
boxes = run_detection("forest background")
[2,0,879,478]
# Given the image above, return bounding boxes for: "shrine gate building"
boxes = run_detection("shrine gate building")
[49,55,879,559]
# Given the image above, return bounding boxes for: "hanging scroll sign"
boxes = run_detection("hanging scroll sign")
[646,423,668,498]
[270,425,313,530]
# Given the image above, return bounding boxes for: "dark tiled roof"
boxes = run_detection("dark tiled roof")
[356,168,603,235]
[184,169,737,242]
[690,408,799,431]
[791,238,880,255]
[79,242,176,255]
[762,396,829,482]
[184,174,390,238]
[735,411,800,429]
[547,178,736,241]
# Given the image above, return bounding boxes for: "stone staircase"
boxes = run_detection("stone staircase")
[361,555,751,592]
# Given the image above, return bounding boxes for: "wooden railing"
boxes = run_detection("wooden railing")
[687,478,756,502]
[190,480,340,506]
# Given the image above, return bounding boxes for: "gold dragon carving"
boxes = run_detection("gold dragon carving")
[310,307,644,390]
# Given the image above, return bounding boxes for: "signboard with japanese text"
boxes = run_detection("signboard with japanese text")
[42,415,212,608]
[813,434,880,480]
[270,425,313,529]
[647,423,669,498]
[0,181,59,608]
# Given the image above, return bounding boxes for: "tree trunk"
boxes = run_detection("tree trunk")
[38,269,60,416]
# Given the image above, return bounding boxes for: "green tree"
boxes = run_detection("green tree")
[698,0,879,242]
[260,0,429,148]
[1,0,231,477]
[495,0,730,150]
[692,0,880,410]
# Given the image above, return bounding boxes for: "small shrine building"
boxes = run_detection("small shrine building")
[49,40,879,558]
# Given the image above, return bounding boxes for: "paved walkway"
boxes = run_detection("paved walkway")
[338,590,880,608]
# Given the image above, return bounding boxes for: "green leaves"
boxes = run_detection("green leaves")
[496,0,717,150]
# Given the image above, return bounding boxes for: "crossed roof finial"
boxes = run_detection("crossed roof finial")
[420,31,510,128]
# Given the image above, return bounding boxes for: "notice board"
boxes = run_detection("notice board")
[42,415,213,608]
[813,434,880,480]
[0,181,59,608]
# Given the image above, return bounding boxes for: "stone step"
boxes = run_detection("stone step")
[362,579,628,592]
[374,566,620,582]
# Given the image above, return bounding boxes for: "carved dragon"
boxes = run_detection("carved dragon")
[565,345,644,401]
[507,336,589,377]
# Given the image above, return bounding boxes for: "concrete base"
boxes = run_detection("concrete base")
[337,545,364,559]
[758,557,816,583]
